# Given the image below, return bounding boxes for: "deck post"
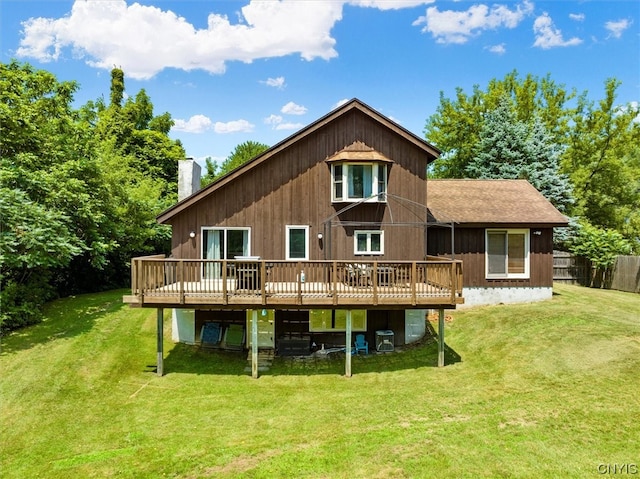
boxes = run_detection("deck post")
[438,308,445,367]
[251,309,259,379]
[345,310,352,377]
[157,308,164,376]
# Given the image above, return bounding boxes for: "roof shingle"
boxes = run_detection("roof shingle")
[427,179,568,226]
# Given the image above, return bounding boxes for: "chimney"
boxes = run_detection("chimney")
[178,158,201,201]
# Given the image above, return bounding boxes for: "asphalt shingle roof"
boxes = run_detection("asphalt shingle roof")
[427,179,569,226]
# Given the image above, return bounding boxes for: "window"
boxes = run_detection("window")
[203,227,250,260]
[202,227,251,278]
[286,225,309,260]
[309,310,367,332]
[486,229,529,279]
[331,163,387,202]
[354,230,384,255]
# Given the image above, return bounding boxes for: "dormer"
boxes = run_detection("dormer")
[325,141,392,203]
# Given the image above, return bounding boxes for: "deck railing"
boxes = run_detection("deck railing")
[125,256,464,308]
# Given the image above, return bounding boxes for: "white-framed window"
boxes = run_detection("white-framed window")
[202,227,251,260]
[202,227,251,279]
[285,225,309,261]
[485,229,530,279]
[331,163,387,202]
[354,230,384,255]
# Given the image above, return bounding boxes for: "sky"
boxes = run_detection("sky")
[2,0,639,165]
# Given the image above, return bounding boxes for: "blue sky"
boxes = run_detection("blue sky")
[2,0,639,165]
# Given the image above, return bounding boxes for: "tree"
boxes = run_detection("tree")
[219,140,270,176]
[570,222,632,287]
[562,79,640,246]
[466,97,574,213]
[0,188,85,331]
[96,68,183,192]
[201,141,270,187]
[200,157,219,187]
[0,62,184,331]
[0,61,113,329]
[425,70,574,178]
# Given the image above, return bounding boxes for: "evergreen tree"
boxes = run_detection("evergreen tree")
[466,98,574,213]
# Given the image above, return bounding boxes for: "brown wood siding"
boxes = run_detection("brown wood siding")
[427,227,554,288]
[169,109,432,262]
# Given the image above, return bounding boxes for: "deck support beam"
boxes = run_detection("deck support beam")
[438,308,445,367]
[345,310,352,377]
[157,308,164,376]
[251,309,259,379]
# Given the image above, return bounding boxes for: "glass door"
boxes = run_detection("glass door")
[203,228,250,279]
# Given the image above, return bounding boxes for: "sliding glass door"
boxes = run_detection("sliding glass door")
[202,228,250,278]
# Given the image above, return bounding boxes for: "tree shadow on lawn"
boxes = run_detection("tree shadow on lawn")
[161,323,462,377]
[0,290,128,355]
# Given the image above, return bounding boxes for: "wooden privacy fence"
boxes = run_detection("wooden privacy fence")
[553,251,591,286]
[554,252,640,293]
[610,255,640,293]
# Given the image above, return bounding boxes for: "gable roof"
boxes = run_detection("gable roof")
[158,98,440,224]
[427,179,569,227]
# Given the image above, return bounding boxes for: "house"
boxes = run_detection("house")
[123,99,567,377]
[426,179,568,307]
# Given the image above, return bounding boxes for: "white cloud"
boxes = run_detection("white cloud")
[275,122,305,131]
[413,1,533,44]
[281,101,308,115]
[172,114,213,133]
[487,43,506,55]
[569,13,585,22]
[333,99,350,109]
[17,0,343,79]
[264,113,302,130]
[214,119,254,134]
[616,101,640,123]
[533,12,582,49]
[349,0,434,10]
[264,114,283,126]
[262,77,286,89]
[605,18,631,39]
[173,115,254,134]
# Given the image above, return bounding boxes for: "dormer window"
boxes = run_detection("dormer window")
[332,163,387,202]
[326,141,391,204]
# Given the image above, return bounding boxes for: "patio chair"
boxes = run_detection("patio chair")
[345,263,371,287]
[354,334,369,355]
[200,322,221,347]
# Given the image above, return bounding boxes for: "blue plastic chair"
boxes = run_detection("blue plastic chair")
[354,334,369,354]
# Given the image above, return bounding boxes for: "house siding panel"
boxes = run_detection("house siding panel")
[168,109,431,263]
[427,227,554,288]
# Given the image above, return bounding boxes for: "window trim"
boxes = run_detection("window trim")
[485,228,530,279]
[331,162,387,203]
[354,230,384,256]
[285,225,310,261]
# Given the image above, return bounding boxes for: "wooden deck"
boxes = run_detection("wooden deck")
[123,256,464,309]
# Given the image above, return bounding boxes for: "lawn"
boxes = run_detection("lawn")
[1,284,638,478]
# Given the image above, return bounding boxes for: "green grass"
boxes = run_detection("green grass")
[1,284,639,478]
